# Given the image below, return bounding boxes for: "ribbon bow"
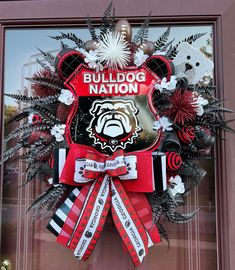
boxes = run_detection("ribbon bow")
[74,149,137,183]
[55,144,160,266]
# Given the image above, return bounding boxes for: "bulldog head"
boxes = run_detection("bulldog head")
[87,99,141,151]
[172,42,214,84]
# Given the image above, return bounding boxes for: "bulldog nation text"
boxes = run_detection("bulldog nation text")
[83,71,146,95]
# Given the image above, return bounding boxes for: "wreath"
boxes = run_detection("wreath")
[2,2,234,266]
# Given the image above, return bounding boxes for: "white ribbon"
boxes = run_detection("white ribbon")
[74,155,137,183]
[111,181,147,262]
[74,175,110,258]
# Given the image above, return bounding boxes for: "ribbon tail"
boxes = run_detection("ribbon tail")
[56,184,91,246]
[127,192,161,245]
[111,178,149,266]
[68,175,111,261]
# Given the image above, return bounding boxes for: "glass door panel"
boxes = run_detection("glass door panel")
[1,24,216,270]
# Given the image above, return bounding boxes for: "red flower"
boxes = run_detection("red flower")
[164,89,197,125]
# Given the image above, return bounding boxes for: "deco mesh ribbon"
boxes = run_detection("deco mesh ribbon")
[2,2,235,266]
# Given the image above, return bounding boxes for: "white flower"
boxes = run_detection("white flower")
[50,124,66,142]
[134,50,149,67]
[95,62,104,72]
[76,48,86,55]
[153,50,167,56]
[28,113,34,124]
[58,89,75,105]
[194,94,209,116]
[155,76,177,92]
[169,175,185,196]
[47,178,53,185]
[153,116,173,132]
[97,31,131,69]
[84,50,99,69]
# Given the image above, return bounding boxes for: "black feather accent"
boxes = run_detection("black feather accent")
[36,58,52,71]
[152,204,162,224]
[37,48,55,67]
[49,32,85,48]
[161,38,175,52]
[24,162,45,184]
[165,210,197,223]
[21,137,57,164]
[23,104,61,124]
[152,90,171,112]
[188,84,216,95]
[0,141,27,164]
[100,1,113,38]
[6,111,29,124]
[181,150,212,160]
[26,76,64,90]
[4,93,60,105]
[5,93,40,102]
[23,160,53,184]
[156,222,169,243]
[167,33,206,59]
[86,14,98,40]
[183,33,207,44]
[154,26,171,51]
[179,162,207,182]
[60,41,69,50]
[28,184,67,220]
[148,190,197,227]
[4,122,52,142]
[32,94,60,105]
[132,12,151,44]
[35,139,58,160]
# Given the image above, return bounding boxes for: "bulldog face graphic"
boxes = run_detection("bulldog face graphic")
[87,99,141,151]
[172,42,214,84]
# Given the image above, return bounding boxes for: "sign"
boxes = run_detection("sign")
[65,65,161,153]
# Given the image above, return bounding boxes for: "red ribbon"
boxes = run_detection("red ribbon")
[57,144,160,266]
[83,149,128,178]
[60,144,155,192]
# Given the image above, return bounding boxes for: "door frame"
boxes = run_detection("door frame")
[0,1,235,270]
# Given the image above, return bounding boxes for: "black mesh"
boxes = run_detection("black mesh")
[61,54,84,78]
[146,57,171,79]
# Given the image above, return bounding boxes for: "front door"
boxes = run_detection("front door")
[1,23,218,270]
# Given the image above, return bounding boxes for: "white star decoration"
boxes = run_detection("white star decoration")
[97,31,131,69]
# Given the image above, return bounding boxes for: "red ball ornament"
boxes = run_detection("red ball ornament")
[177,126,195,144]
[166,152,182,171]
[31,114,42,125]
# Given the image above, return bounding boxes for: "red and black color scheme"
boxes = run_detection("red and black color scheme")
[2,2,235,266]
